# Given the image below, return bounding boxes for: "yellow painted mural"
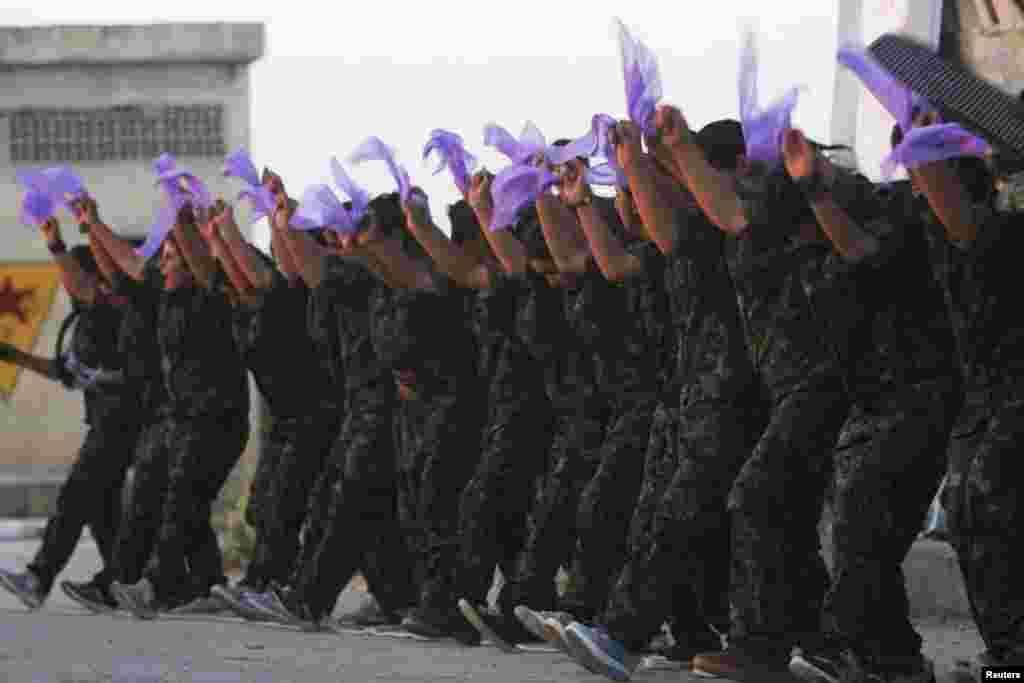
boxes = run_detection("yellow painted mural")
[0,263,61,399]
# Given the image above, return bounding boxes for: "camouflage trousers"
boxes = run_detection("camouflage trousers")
[110,421,169,587]
[602,380,765,651]
[143,411,249,603]
[399,389,489,612]
[30,421,142,594]
[824,376,960,667]
[726,372,850,659]
[943,384,1024,659]
[242,412,340,591]
[455,390,556,609]
[560,393,659,621]
[499,394,609,615]
[293,398,415,621]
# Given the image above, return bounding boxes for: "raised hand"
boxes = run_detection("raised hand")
[561,160,593,208]
[611,120,645,171]
[654,105,692,149]
[467,171,495,214]
[782,128,818,181]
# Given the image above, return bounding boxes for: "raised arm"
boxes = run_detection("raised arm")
[210,202,277,290]
[782,128,878,262]
[560,160,640,282]
[38,217,102,306]
[77,198,146,281]
[468,172,530,275]
[172,205,218,290]
[615,121,686,256]
[535,168,591,274]
[272,194,330,289]
[656,106,749,236]
[402,193,492,291]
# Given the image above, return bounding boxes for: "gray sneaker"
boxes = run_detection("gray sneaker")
[168,593,230,616]
[0,568,46,610]
[514,606,571,653]
[110,578,159,620]
[211,585,270,621]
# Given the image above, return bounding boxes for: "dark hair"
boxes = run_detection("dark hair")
[448,199,481,246]
[368,192,404,239]
[512,205,551,261]
[69,245,100,278]
[695,119,745,170]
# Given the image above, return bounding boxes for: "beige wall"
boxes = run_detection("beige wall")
[0,24,263,469]
[956,0,1024,94]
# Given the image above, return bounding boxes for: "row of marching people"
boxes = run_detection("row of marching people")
[2,21,1023,683]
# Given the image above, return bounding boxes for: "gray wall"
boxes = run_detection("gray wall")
[0,23,263,469]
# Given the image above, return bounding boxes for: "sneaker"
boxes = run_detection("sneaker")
[110,579,159,620]
[401,605,481,645]
[563,622,643,681]
[335,598,403,628]
[692,645,792,681]
[514,606,571,653]
[0,568,46,610]
[458,599,540,652]
[211,585,270,622]
[167,592,230,616]
[791,647,844,683]
[244,586,320,632]
[60,580,117,614]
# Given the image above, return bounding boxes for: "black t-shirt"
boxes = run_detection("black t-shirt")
[111,262,165,421]
[232,257,327,419]
[68,290,139,427]
[727,170,873,393]
[574,238,670,400]
[921,200,1024,392]
[472,267,560,407]
[317,257,394,410]
[845,189,958,404]
[645,208,752,402]
[156,281,249,418]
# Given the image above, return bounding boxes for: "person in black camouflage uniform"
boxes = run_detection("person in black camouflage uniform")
[910,146,1024,671]
[270,194,417,627]
[563,123,762,668]
[0,236,144,611]
[202,214,339,600]
[771,124,962,683]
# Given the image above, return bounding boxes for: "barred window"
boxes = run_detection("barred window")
[8,105,225,163]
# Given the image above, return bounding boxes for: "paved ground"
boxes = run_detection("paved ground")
[0,538,985,683]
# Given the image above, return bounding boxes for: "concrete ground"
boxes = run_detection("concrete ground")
[0,537,986,683]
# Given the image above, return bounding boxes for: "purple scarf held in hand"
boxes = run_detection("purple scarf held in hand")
[19,189,57,227]
[484,121,597,168]
[837,44,932,134]
[614,18,663,139]
[423,129,479,195]
[16,165,88,218]
[881,123,991,179]
[488,164,558,232]
[347,136,425,207]
[136,154,214,259]
[223,150,277,224]
[738,26,802,170]
[559,113,629,187]
[289,157,371,235]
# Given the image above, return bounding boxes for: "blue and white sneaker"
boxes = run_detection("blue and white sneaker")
[211,584,269,621]
[564,622,642,682]
[245,587,321,632]
[0,568,46,610]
